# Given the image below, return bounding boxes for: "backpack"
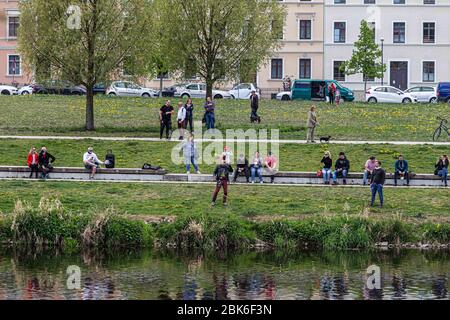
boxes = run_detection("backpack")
[142,163,162,171]
[105,150,115,169]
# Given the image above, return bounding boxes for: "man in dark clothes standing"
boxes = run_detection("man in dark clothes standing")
[250,90,260,123]
[370,161,386,208]
[212,156,234,206]
[160,100,174,140]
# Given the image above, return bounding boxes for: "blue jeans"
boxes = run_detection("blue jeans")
[371,184,384,206]
[438,168,448,184]
[251,167,263,183]
[205,112,215,129]
[186,156,199,172]
[363,170,371,185]
[333,169,348,182]
[322,168,332,183]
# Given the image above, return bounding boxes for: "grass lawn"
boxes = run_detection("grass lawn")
[0,95,448,141]
[0,180,448,222]
[1,138,447,174]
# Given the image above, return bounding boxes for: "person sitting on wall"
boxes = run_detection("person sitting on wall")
[83,147,104,180]
[233,154,249,183]
[394,155,410,187]
[332,152,350,185]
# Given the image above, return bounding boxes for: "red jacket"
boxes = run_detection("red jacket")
[27,153,39,167]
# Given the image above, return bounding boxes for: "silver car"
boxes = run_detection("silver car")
[106,81,159,98]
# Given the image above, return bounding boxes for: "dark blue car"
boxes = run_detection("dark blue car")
[437,82,450,103]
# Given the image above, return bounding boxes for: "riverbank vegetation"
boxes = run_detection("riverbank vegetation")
[1,194,448,251]
[1,139,447,174]
[0,95,448,141]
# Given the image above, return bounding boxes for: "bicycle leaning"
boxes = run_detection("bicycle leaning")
[433,117,450,141]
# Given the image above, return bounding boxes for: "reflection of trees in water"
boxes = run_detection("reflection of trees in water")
[431,277,447,299]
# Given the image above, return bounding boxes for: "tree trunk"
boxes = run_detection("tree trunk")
[86,85,95,131]
[159,75,163,98]
[364,80,367,95]
[206,75,214,100]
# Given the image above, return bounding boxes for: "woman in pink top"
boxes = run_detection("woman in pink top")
[363,156,377,186]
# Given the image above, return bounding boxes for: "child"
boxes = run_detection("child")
[335,89,341,107]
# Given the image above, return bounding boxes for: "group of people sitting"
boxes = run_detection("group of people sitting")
[319,152,449,187]
[27,146,108,180]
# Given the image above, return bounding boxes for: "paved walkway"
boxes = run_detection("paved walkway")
[0,135,449,146]
[0,177,445,189]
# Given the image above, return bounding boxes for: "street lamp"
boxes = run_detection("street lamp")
[380,37,385,86]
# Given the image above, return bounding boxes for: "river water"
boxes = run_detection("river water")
[0,249,447,300]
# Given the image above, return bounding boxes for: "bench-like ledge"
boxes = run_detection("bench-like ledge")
[0,167,446,187]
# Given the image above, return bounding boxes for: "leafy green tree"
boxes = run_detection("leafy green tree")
[341,20,386,93]
[163,0,286,98]
[18,0,155,131]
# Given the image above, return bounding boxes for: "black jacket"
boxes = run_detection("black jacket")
[184,103,194,118]
[38,152,55,167]
[250,95,259,111]
[236,158,249,169]
[371,168,386,185]
[321,157,333,169]
[335,157,350,171]
[214,164,233,181]
[435,159,449,170]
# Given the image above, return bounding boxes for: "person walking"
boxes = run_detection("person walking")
[250,151,264,184]
[370,161,386,208]
[27,147,39,179]
[204,97,216,130]
[332,152,350,185]
[212,156,233,206]
[83,147,104,180]
[307,106,318,143]
[183,134,201,175]
[250,90,260,123]
[435,155,449,187]
[321,151,333,185]
[184,98,194,133]
[328,82,336,105]
[394,155,410,186]
[38,146,56,179]
[160,100,174,140]
[177,102,187,140]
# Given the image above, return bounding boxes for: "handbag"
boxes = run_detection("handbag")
[316,170,323,178]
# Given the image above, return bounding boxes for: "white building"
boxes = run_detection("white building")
[324,0,450,92]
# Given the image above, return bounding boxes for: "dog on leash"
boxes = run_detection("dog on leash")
[320,136,332,143]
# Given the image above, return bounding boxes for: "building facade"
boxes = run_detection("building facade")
[0,0,29,86]
[257,0,324,92]
[324,0,450,91]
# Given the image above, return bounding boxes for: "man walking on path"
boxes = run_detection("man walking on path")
[250,90,260,123]
[212,156,233,207]
[160,100,174,140]
[306,106,318,143]
[370,161,386,208]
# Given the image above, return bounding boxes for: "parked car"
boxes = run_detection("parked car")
[366,86,418,104]
[106,81,159,98]
[0,85,18,95]
[33,80,87,95]
[276,91,292,101]
[174,83,232,99]
[292,79,355,102]
[18,85,33,95]
[93,83,108,95]
[229,83,260,99]
[437,82,450,103]
[161,83,187,97]
[404,86,437,103]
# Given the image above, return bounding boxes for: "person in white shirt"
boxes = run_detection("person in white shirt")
[222,146,233,165]
[83,147,104,179]
[177,102,187,140]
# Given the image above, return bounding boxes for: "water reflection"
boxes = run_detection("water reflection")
[0,248,448,300]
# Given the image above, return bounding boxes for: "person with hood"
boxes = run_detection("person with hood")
[38,146,56,179]
[212,156,233,206]
[332,152,350,185]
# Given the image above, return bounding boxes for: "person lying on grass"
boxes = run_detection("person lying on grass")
[83,147,104,180]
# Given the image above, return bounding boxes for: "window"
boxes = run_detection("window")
[364,0,376,3]
[8,16,19,38]
[299,59,311,79]
[367,22,376,41]
[334,0,346,3]
[334,22,346,43]
[393,0,405,4]
[8,55,21,75]
[186,84,199,91]
[387,87,401,94]
[393,22,406,43]
[423,0,435,4]
[423,61,435,82]
[333,61,345,82]
[299,20,311,40]
[271,59,283,80]
[423,22,435,44]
